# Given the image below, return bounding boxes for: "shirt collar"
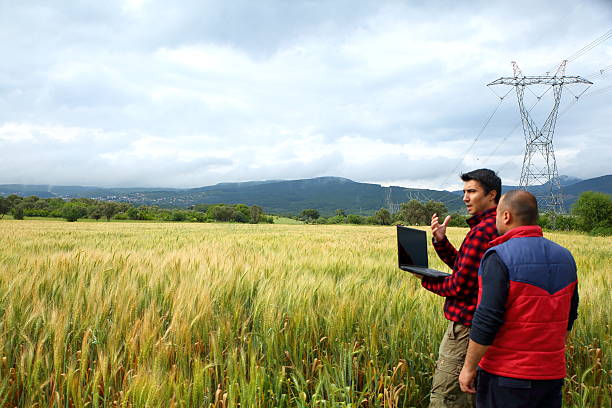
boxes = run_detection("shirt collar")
[467,206,497,228]
[490,225,543,247]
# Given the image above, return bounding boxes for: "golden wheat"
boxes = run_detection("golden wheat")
[0,220,609,407]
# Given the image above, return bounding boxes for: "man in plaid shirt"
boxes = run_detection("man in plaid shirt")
[421,169,501,407]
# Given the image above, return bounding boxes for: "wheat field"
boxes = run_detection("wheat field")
[0,220,609,407]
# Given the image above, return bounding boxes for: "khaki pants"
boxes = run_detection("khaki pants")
[429,321,475,408]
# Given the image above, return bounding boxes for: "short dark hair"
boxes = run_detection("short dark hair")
[500,190,538,225]
[461,168,502,203]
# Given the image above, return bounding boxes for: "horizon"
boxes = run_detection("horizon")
[1,173,609,193]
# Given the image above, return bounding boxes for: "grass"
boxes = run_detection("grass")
[0,220,609,407]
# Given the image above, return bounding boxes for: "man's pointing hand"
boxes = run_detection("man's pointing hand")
[431,213,451,242]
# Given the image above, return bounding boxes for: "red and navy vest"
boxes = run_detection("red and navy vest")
[478,226,577,380]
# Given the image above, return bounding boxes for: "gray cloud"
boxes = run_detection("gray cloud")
[0,0,610,190]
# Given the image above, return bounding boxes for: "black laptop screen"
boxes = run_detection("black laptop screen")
[397,226,429,268]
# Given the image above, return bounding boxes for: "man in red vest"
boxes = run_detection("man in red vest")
[459,190,579,408]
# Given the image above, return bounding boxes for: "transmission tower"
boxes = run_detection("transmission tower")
[385,187,401,213]
[488,61,592,213]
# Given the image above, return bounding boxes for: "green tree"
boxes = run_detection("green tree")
[396,200,448,225]
[347,214,364,224]
[448,213,468,227]
[62,202,88,222]
[571,191,612,232]
[211,205,234,222]
[88,204,104,221]
[0,197,10,219]
[327,215,344,224]
[233,211,249,223]
[249,205,264,223]
[170,210,189,222]
[301,209,320,222]
[424,200,448,221]
[102,202,121,221]
[375,208,392,225]
[6,194,21,207]
[12,203,25,220]
[397,200,426,225]
[335,209,346,218]
[234,204,250,220]
[127,207,142,220]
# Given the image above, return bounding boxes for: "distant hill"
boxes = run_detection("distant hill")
[450,175,611,210]
[562,175,612,207]
[452,175,583,197]
[0,177,464,215]
[0,185,180,199]
[1,175,609,216]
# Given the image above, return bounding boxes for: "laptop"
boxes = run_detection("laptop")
[397,225,451,278]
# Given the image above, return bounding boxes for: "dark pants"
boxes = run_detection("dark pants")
[476,369,563,408]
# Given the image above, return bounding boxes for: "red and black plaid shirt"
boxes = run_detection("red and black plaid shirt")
[421,207,498,326]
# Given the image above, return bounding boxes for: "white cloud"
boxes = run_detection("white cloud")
[0,0,610,190]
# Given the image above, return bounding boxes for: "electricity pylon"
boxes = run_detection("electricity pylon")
[385,187,401,213]
[488,61,592,213]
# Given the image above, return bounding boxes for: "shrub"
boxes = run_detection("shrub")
[554,214,579,231]
[24,209,50,217]
[590,226,612,236]
[347,214,364,224]
[210,206,234,222]
[12,204,25,220]
[326,215,344,224]
[447,213,468,227]
[61,202,88,222]
[301,209,320,222]
[572,191,612,232]
[171,211,189,222]
[126,207,142,220]
[233,211,248,223]
[375,208,392,225]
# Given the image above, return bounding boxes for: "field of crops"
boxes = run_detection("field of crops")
[0,220,609,407]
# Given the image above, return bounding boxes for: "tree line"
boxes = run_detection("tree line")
[1,191,609,234]
[0,195,273,224]
[297,200,469,226]
[297,192,612,235]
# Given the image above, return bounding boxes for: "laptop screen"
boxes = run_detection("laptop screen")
[397,226,429,268]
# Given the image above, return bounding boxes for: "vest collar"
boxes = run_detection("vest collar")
[490,225,543,247]
[467,206,497,228]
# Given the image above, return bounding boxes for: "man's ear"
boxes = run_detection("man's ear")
[503,210,512,225]
[488,190,498,203]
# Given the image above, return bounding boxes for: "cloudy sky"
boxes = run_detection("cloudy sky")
[1,0,611,190]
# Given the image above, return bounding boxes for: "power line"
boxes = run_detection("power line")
[439,90,510,188]
[548,61,612,118]
[483,60,610,168]
[488,62,591,213]
[480,98,543,166]
[442,29,611,190]
[586,64,612,78]
[546,29,612,74]
[565,29,612,63]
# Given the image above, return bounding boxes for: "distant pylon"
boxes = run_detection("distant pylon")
[488,61,592,213]
[385,187,401,213]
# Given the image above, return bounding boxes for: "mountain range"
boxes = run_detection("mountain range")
[1,175,610,216]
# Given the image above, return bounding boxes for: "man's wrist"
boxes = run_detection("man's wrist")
[462,361,478,372]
